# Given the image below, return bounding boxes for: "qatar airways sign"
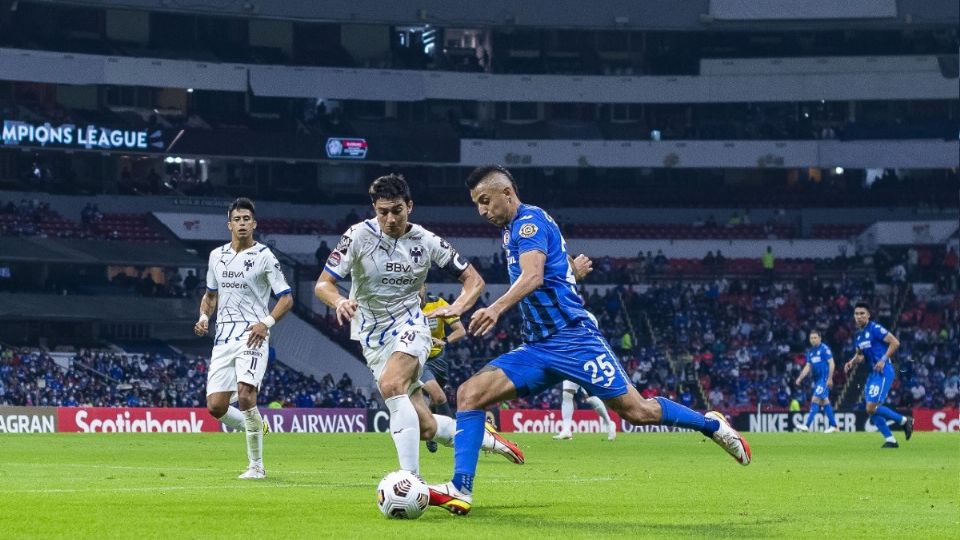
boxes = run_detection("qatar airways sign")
[2,120,163,150]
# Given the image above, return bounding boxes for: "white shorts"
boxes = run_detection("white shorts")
[207,330,269,401]
[362,324,432,395]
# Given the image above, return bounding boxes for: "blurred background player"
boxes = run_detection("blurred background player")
[553,380,617,441]
[794,329,839,433]
[428,166,751,516]
[314,174,523,474]
[844,302,914,448]
[420,284,466,452]
[195,197,293,479]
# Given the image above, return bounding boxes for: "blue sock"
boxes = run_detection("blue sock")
[823,404,838,427]
[451,410,485,494]
[876,405,904,425]
[806,403,821,427]
[655,397,719,436]
[871,414,893,438]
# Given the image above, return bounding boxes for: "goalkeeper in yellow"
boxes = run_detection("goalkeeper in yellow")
[419,285,466,452]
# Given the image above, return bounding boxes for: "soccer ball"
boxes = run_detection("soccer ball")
[376,470,430,519]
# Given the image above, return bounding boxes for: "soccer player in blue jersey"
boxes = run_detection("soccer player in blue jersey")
[428,166,751,515]
[794,330,838,432]
[843,302,914,448]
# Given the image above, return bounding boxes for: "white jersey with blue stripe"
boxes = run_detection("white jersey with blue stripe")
[205,242,291,340]
[324,219,458,348]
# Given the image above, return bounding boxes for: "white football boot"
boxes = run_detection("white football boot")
[238,464,266,479]
[705,411,751,466]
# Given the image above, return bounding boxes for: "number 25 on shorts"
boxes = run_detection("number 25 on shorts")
[583,354,615,388]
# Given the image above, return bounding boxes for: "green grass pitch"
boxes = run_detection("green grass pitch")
[0,432,956,539]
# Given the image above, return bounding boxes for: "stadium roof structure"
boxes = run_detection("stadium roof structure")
[28,0,958,29]
[0,293,196,322]
[0,237,202,266]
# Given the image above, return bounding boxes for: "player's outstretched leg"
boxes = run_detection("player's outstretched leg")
[607,388,751,465]
[585,395,616,441]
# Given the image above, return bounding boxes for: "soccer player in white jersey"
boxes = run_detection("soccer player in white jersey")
[314,174,524,474]
[195,198,293,479]
[553,381,618,441]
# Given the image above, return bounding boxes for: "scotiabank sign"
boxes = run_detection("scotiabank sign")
[58,408,218,433]
[913,408,959,432]
[499,409,622,433]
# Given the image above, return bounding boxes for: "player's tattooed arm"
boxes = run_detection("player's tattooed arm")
[194,290,217,336]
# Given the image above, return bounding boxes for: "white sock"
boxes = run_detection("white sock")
[885,436,897,443]
[385,395,420,474]
[899,417,907,426]
[242,406,263,467]
[217,406,245,431]
[434,414,498,452]
[432,414,456,447]
[586,396,612,424]
[560,391,574,432]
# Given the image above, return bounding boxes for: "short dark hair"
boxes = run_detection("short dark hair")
[465,165,518,192]
[809,329,821,337]
[368,173,411,203]
[228,197,255,218]
[854,301,871,313]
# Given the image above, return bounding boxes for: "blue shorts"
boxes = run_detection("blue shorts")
[488,320,631,400]
[864,363,895,404]
[812,381,830,400]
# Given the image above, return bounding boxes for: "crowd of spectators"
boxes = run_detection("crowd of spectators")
[0,346,372,410]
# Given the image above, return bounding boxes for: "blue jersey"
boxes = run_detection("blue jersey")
[805,343,833,383]
[854,321,891,365]
[502,203,591,342]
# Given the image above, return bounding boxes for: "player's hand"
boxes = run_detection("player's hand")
[793,378,800,387]
[572,254,593,281]
[431,337,446,349]
[468,306,501,336]
[873,360,885,372]
[335,298,358,325]
[194,318,209,336]
[844,360,854,374]
[426,305,462,319]
[827,379,834,389]
[245,322,268,348]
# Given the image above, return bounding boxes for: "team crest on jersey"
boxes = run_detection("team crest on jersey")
[244,259,254,271]
[328,251,342,266]
[336,234,351,254]
[410,245,425,265]
[439,238,450,250]
[519,223,539,238]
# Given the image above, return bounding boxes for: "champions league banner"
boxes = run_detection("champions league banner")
[2,120,163,151]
